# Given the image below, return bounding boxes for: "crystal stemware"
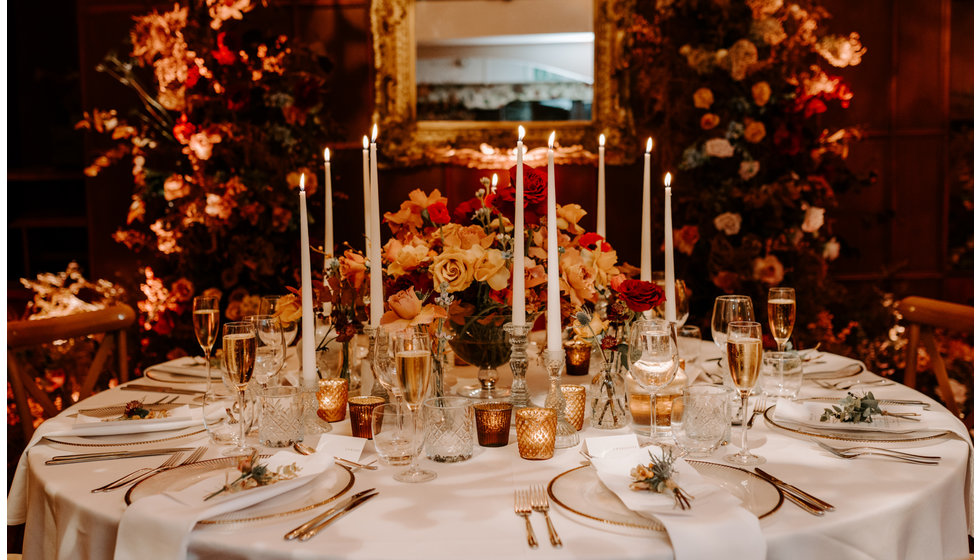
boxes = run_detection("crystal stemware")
[250,314,285,387]
[388,329,436,483]
[627,319,680,446]
[767,287,796,351]
[724,321,765,466]
[221,321,257,456]
[261,295,298,347]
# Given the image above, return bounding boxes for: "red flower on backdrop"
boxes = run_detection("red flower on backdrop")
[186,65,201,88]
[487,165,549,223]
[609,274,664,313]
[212,32,237,65]
[173,115,196,144]
[426,202,450,225]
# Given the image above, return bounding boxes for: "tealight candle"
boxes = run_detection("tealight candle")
[515,407,557,460]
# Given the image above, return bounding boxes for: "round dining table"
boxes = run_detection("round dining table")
[9,342,973,560]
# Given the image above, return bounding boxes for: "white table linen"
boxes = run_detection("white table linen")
[10,342,973,560]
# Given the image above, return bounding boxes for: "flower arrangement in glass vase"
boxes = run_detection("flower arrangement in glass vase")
[378,166,622,398]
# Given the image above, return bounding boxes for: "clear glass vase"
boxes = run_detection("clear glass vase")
[589,357,629,429]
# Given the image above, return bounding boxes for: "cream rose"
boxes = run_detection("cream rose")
[752,255,785,286]
[556,203,587,235]
[473,249,510,291]
[801,206,825,233]
[431,249,476,292]
[704,138,735,158]
[713,212,742,236]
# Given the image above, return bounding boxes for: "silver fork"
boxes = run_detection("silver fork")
[514,489,538,549]
[815,378,893,390]
[747,397,768,428]
[530,485,561,547]
[92,452,184,493]
[814,440,939,464]
[93,446,206,492]
[815,442,941,460]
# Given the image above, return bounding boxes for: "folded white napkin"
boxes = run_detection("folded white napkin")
[146,357,211,378]
[7,404,221,525]
[114,439,335,560]
[590,445,765,560]
[75,405,194,431]
[774,399,943,433]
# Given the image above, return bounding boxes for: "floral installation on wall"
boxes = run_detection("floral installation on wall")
[77,0,337,367]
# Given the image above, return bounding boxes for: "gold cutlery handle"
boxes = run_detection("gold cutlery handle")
[522,514,538,549]
[284,489,376,540]
[297,493,378,542]
[781,490,826,516]
[542,511,561,547]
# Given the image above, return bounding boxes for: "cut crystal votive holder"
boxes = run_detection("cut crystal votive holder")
[474,401,513,447]
[515,407,557,460]
[316,378,349,423]
[559,384,586,431]
[348,396,385,439]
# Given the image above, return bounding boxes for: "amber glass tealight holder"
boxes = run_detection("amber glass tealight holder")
[474,402,513,447]
[515,407,557,460]
[563,339,592,376]
[559,384,586,431]
[316,378,349,423]
[348,396,385,438]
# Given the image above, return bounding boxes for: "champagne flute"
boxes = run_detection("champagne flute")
[628,319,680,445]
[261,295,298,347]
[222,321,257,456]
[724,321,765,466]
[250,315,285,387]
[192,296,220,395]
[767,287,796,350]
[389,329,436,483]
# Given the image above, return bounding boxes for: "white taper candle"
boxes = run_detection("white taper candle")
[597,134,606,238]
[640,137,653,283]
[368,125,383,327]
[546,131,561,352]
[664,172,676,323]
[299,175,317,384]
[511,125,526,326]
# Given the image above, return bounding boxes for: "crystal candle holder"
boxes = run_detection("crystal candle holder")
[543,349,579,448]
[348,395,385,438]
[503,322,532,411]
[316,378,349,423]
[515,407,557,460]
[474,401,513,447]
[559,384,586,431]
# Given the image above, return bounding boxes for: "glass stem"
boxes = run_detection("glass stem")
[237,388,247,451]
[649,393,656,443]
[739,392,750,455]
[204,349,212,395]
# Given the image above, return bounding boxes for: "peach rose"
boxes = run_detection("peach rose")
[713,212,742,236]
[430,249,476,292]
[801,206,825,233]
[163,174,190,201]
[700,113,720,130]
[704,138,735,158]
[560,250,598,307]
[727,39,758,81]
[441,223,495,251]
[581,247,619,289]
[752,81,771,106]
[273,293,302,323]
[556,204,587,235]
[744,120,767,143]
[384,188,448,231]
[474,249,510,291]
[739,160,760,180]
[380,288,448,331]
[339,250,367,289]
[384,236,432,277]
[753,255,785,285]
[822,237,840,261]
[693,87,714,109]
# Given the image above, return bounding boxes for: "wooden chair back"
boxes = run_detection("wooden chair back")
[897,296,973,418]
[7,304,136,440]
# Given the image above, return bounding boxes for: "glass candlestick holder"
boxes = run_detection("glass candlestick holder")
[503,322,532,411]
[363,325,389,401]
[543,349,579,449]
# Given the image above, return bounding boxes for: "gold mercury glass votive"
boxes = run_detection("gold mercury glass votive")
[559,384,587,431]
[563,339,592,376]
[515,407,557,460]
[348,396,385,438]
[473,402,513,447]
[316,378,349,423]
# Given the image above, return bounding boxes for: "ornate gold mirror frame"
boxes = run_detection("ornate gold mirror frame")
[371,0,635,168]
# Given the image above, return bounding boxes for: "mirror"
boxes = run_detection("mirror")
[371,0,634,168]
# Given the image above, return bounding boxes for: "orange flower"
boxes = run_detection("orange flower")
[474,249,510,291]
[752,255,785,285]
[163,174,191,201]
[272,293,302,323]
[430,249,477,292]
[380,288,448,331]
[700,113,720,130]
[339,250,367,289]
[752,81,771,106]
[693,87,714,109]
[744,120,767,143]
[582,247,619,288]
[383,236,432,277]
[560,250,598,307]
[674,225,700,255]
[556,204,587,235]
[441,223,495,251]
[384,188,448,231]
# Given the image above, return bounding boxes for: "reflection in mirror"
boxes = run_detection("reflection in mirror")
[415,0,593,122]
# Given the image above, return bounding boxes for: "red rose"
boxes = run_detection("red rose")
[489,165,549,223]
[186,65,201,88]
[212,32,237,66]
[426,201,450,225]
[453,197,484,223]
[578,232,604,249]
[173,115,196,144]
[611,277,664,313]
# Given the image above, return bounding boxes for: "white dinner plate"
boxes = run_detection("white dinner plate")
[44,425,207,448]
[548,461,782,536]
[144,368,220,385]
[126,456,355,525]
[763,406,953,447]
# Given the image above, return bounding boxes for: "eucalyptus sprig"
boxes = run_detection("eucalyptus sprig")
[123,399,150,419]
[820,392,882,423]
[629,448,693,510]
[204,451,300,501]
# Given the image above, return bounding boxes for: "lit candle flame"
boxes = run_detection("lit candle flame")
[664,172,672,188]
[362,136,369,149]
[646,137,653,153]
[299,173,306,192]
[323,147,330,162]
[599,133,606,147]
[371,124,378,142]
[491,173,498,192]
[518,125,525,141]
[548,131,556,149]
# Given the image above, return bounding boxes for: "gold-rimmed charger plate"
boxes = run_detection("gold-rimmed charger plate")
[547,461,782,536]
[763,406,952,447]
[125,456,355,525]
[144,367,220,385]
[44,425,207,448]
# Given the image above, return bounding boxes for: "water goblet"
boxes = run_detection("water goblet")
[724,321,765,466]
[261,295,298,347]
[767,287,796,351]
[372,403,431,483]
[710,295,755,350]
[221,321,257,456]
[627,319,680,445]
[249,315,285,387]
[677,325,702,377]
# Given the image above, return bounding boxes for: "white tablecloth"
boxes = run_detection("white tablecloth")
[10,343,973,560]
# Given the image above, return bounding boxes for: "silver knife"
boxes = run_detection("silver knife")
[298,492,379,541]
[284,488,377,540]
[755,468,835,511]
[46,447,194,465]
[122,384,204,396]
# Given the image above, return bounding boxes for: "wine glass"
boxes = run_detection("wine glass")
[724,321,765,466]
[677,325,702,378]
[710,295,755,350]
[250,315,285,387]
[192,296,220,394]
[767,287,796,350]
[222,321,257,456]
[388,329,436,483]
[372,330,403,403]
[261,295,298,347]
[373,403,427,483]
[627,319,680,445]
[651,273,690,327]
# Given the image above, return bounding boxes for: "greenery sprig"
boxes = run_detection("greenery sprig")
[629,448,693,510]
[123,400,150,419]
[204,451,300,501]
[820,392,882,423]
